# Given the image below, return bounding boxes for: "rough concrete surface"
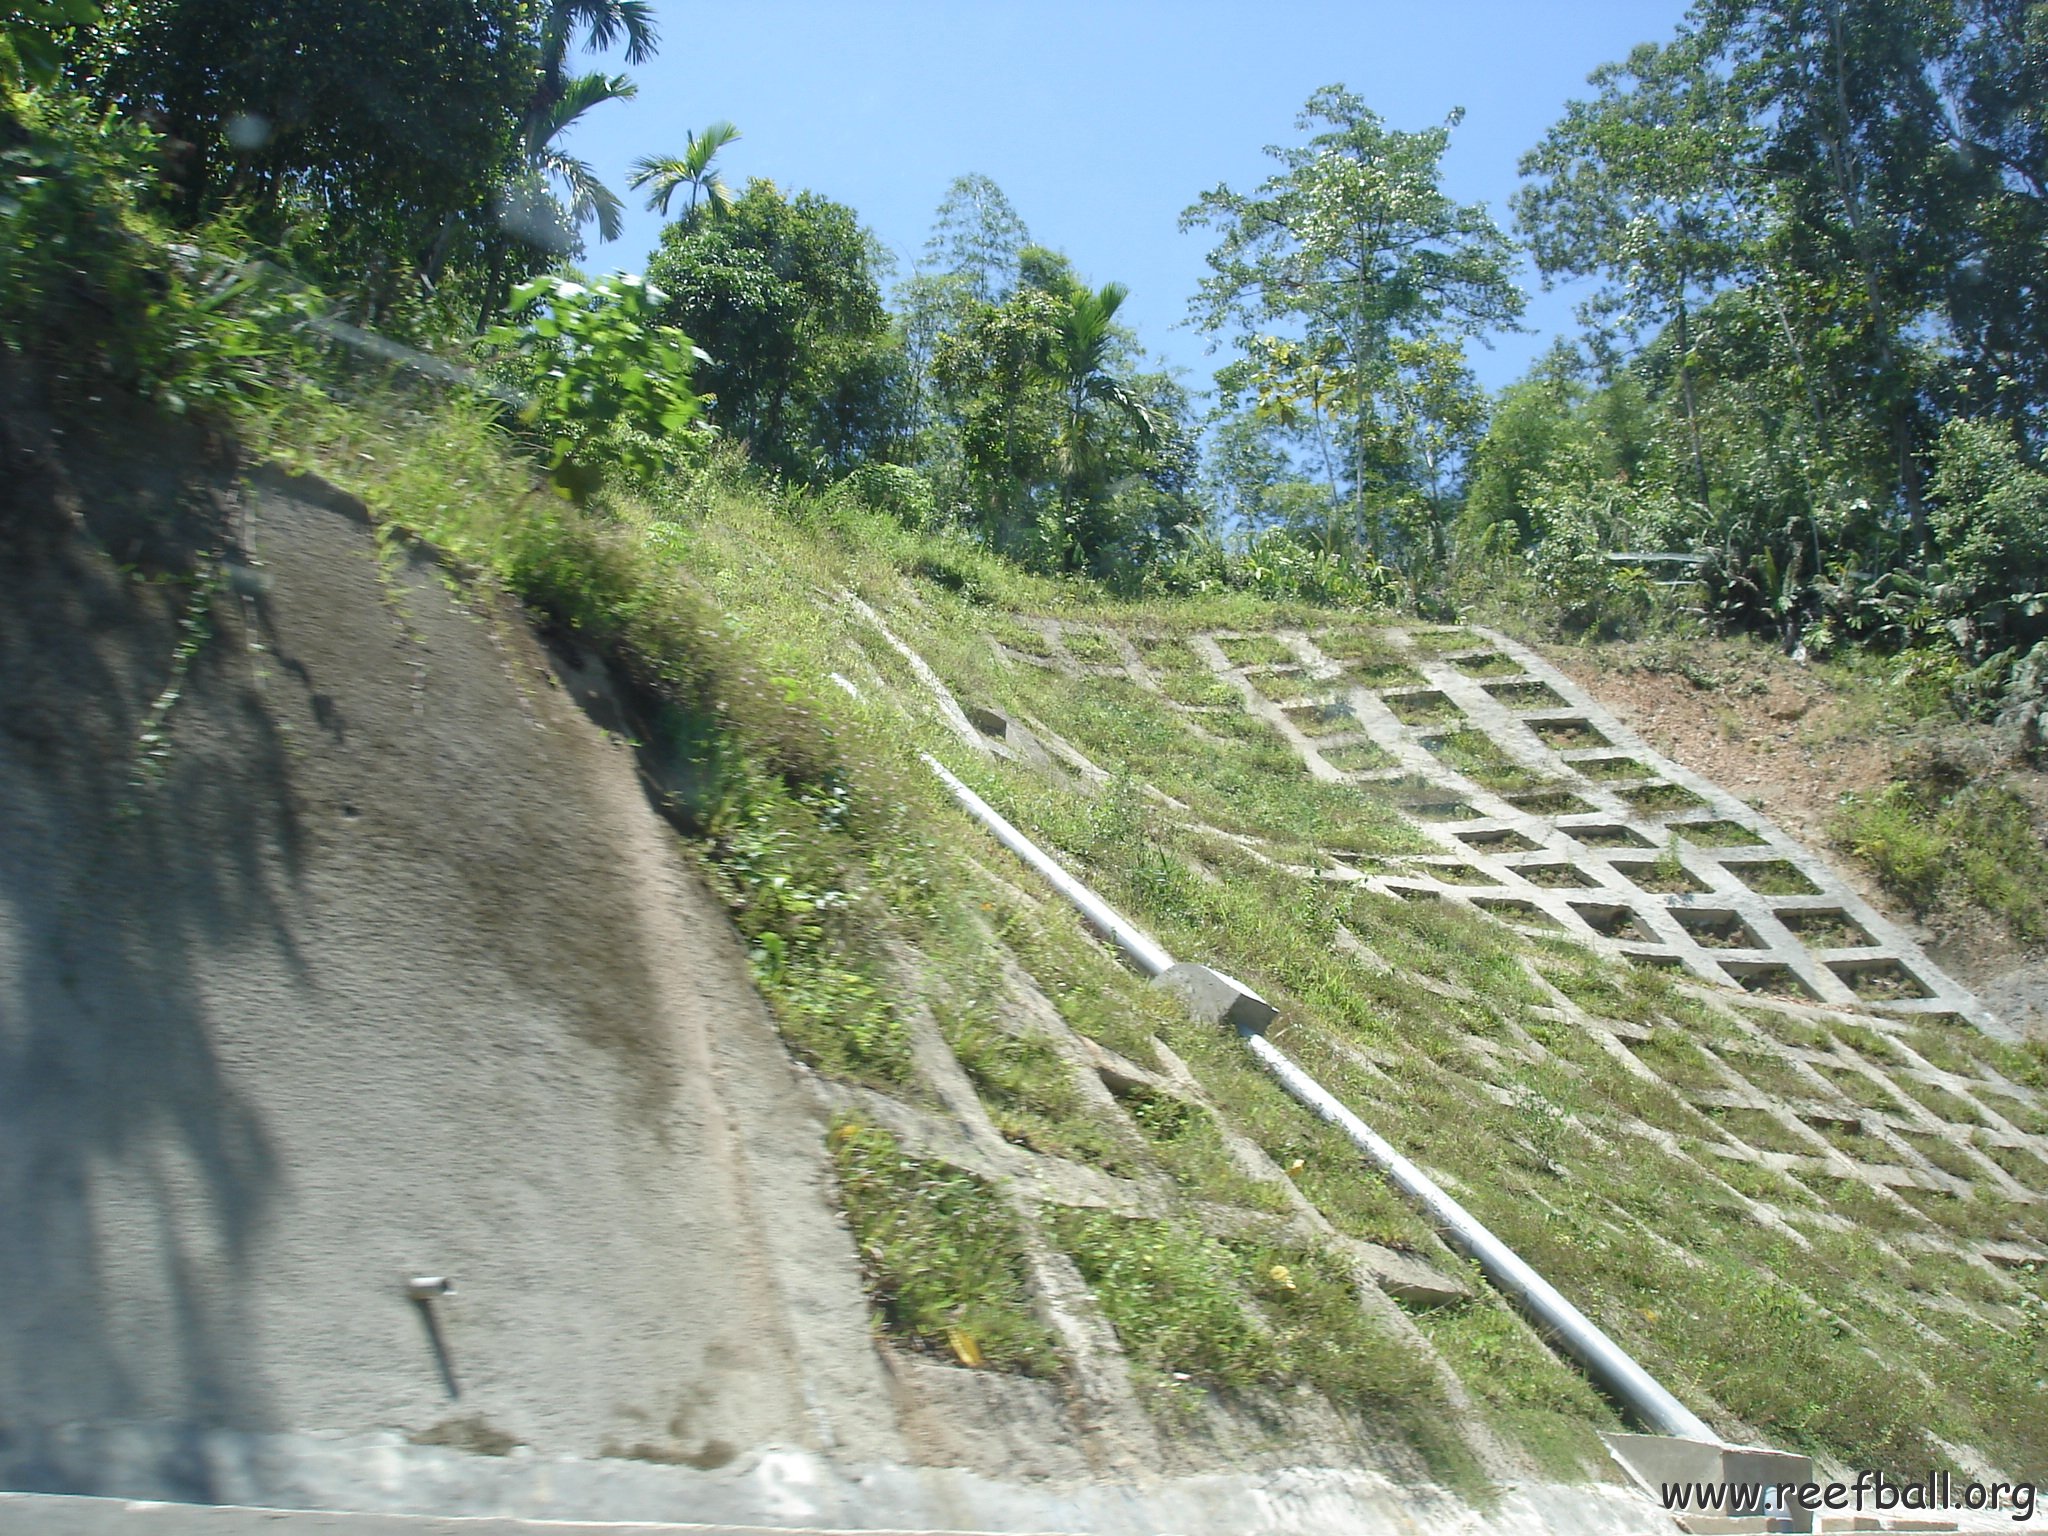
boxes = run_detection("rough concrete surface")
[0,404,900,1495]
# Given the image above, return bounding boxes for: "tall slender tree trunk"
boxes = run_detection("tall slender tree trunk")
[1675,294,1712,512]
[1821,0,1924,529]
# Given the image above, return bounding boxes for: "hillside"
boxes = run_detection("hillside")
[7,367,2043,1532]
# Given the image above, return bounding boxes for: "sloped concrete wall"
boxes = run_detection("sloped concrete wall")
[0,419,900,1492]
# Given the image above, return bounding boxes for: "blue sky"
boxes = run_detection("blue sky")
[564,1,1694,397]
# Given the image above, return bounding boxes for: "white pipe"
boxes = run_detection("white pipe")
[1242,1032,1715,1442]
[922,752,1717,1444]
[921,753,1174,979]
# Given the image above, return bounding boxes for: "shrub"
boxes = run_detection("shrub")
[488,273,704,503]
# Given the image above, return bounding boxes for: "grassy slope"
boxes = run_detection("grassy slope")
[252,385,2048,1487]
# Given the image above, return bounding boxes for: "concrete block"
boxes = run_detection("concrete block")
[1349,1240,1472,1308]
[1155,962,1278,1035]
[965,703,1011,739]
[1604,1433,1816,1535]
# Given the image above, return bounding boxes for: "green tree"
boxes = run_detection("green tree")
[1183,85,1523,563]
[922,172,1031,303]
[1043,277,1159,569]
[478,0,658,312]
[926,246,1190,574]
[1515,35,1757,510]
[3,0,99,87]
[1698,0,1964,519]
[84,0,538,295]
[631,121,742,220]
[647,178,908,481]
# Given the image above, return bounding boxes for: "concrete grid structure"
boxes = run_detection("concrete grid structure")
[992,618,2048,1301]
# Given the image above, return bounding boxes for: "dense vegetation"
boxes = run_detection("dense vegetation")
[8,2,2044,727]
[7,2,2048,1484]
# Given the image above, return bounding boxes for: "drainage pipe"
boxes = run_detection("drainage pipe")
[922,754,1174,979]
[1241,1031,1714,1441]
[924,752,1717,1445]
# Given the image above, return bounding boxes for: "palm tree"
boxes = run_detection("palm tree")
[516,0,658,247]
[1027,280,1162,571]
[1048,282,1157,514]
[523,70,638,246]
[538,0,658,94]
[630,121,743,220]
[473,2,655,319]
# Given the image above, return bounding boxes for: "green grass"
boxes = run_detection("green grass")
[1703,1104,1819,1156]
[1777,910,1870,948]
[1051,1210,1278,1389]
[1834,778,2048,940]
[1352,660,1430,690]
[1283,697,1361,737]
[1673,819,1768,847]
[1977,1089,2048,1137]
[983,614,1057,658]
[1247,665,1314,702]
[1218,633,1296,667]
[1726,860,1823,896]
[1889,1075,1989,1127]
[1159,670,1241,708]
[1407,1293,1616,1478]
[830,1121,1060,1373]
[933,996,1144,1174]
[1061,626,1127,667]
[1315,626,1407,667]
[1109,1081,1291,1214]
[1428,730,1556,792]
[1319,738,1396,773]
[1613,781,1712,814]
[1896,1128,1985,1181]
[1384,690,1467,728]
[1408,628,1479,654]
[1449,652,1527,679]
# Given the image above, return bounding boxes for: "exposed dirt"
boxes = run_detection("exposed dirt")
[1544,633,2048,1038]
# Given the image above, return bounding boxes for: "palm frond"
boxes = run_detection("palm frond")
[686,120,742,172]
[630,122,742,217]
[543,0,659,74]
[536,150,626,242]
[530,69,638,146]
[1084,375,1160,443]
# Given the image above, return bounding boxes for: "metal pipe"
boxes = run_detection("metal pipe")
[923,751,1717,1444]
[922,753,1174,978]
[1242,1032,1716,1442]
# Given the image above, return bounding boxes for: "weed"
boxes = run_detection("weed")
[1408,1293,1614,1445]
[830,1121,1059,1374]
[1834,778,2048,941]
[1051,1210,1276,1388]
[1727,861,1823,897]
[1889,1075,1988,1127]
[1449,652,1526,679]
[1108,1081,1291,1214]
[1061,627,1127,668]
[1429,730,1555,792]
[1384,690,1467,728]
[1575,754,1657,782]
[1673,819,1769,848]
[1218,633,1296,667]
[933,999,1142,1174]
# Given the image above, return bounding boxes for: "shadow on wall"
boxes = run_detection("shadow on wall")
[0,373,301,1494]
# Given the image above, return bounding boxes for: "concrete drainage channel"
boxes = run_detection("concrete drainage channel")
[922,753,1816,1532]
